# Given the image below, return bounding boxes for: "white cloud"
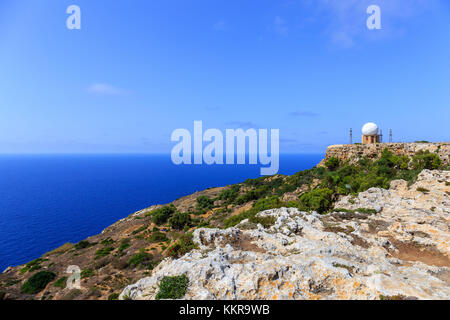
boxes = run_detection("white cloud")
[213,20,227,31]
[274,16,289,36]
[87,83,130,96]
[308,0,440,47]
[224,121,258,129]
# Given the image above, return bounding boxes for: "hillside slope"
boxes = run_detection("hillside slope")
[120,170,450,300]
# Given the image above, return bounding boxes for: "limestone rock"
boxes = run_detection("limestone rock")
[120,170,450,300]
[318,143,449,168]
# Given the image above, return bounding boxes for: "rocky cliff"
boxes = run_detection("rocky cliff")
[318,143,449,167]
[120,170,450,300]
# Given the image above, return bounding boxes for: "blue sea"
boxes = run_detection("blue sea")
[0,154,323,271]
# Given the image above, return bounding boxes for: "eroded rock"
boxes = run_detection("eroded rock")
[120,170,450,300]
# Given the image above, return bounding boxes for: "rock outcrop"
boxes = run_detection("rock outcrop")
[120,170,449,300]
[318,143,449,167]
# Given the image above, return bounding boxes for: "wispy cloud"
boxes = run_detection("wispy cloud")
[273,16,289,36]
[224,121,258,129]
[87,83,130,96]
[307,0,439,47]
[213,20,227,31]
[289,111,319,118]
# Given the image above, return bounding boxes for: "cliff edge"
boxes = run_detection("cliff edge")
[318,142,449,167]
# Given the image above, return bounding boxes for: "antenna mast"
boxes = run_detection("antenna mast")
[389,129,393,143]
[349,128,353,144]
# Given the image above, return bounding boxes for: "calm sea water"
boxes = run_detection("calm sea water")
[0,154,323,270]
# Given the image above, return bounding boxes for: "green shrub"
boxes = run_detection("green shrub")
[325,157,340,171]
[224,196,282,228]
[412,150,442,170]
[95,246,114,258]
[128,250,153,268]
[74,240,93,250]
[166,234,197,258]
[108,292,120,300]
[81,269,94,278]
[100,237,115,246]
[169,212,191,230]
[5,279,21,287]
[117,239,131,255]
[155,274,189,300]
[356,208,377,214]
[234,186,269,205]
[196,196,214,211]
[132,226,147,235]
[21,271,56,294]
[298,188,334,214]
[334,208,377,214]
[249,215,276,228]
[148,231,168,243]
[152,205,177,225]
[19,258,47,274]
[218,185,241,204]
[196,220,212,228]
[53,276,68,288]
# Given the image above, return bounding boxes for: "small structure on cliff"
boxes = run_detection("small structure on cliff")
[361,122,381,144]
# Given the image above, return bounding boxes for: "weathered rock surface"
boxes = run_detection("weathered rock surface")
[120,170,449,300]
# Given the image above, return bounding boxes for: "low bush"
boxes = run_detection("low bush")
[100,237,115,246]
[155,274,189,300]
[108,292,120,300]
[218,185,241,204]
[117,239,131,255]
[128,250,153,268]
[95,246,114,258]
[21,271,56,294]
[333,208,377,214]
[196,196,214,211]
[169,212,191,230]
[74,240,94,250]
[325,157,340,171]
[417,187,430,193]
[298,188,334,214]
[166,234,197,258]
[53,276,68,288]
[224,196,282,228]
[81,269,94,278]
[151,205,177,225]
[132,226,147,235]
[412,150,442,170]
[19,258,48,274]
[249,215,276,228]
[148,231,168,243]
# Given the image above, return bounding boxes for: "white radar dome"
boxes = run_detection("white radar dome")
[362,122,378,135]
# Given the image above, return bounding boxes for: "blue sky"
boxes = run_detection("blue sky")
[0,0,449,154]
